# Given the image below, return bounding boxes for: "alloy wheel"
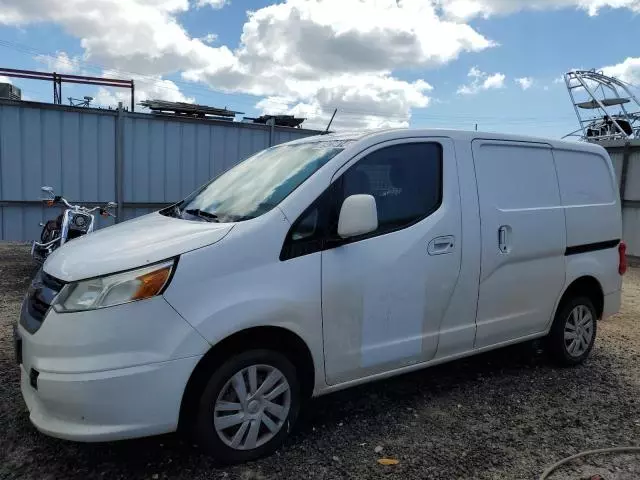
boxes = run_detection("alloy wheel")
[564,304,594,357]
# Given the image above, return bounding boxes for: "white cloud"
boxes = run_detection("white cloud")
[195,0,228,8]
[0,0,496,128]
[0,0,236,76]
[602,57,640,85]
[184,0,493,83]
[458,67,506,95]
[0,75,12,84]
[437,0,640,20]
[256,75,433,130]
[34,51,81,74]
[484,73,506,89]
[201,33,218,44]
[91,88,124,109]
[181,0,495,128]
[0,0,231,113]
[515,77,534,90]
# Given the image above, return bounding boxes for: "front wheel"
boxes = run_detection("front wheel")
[194,349,300,464]
[40,220,59,243]
[546,296,597,366]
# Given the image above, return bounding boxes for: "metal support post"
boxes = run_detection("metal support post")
[115,102,125,222]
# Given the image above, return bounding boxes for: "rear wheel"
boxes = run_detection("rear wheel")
[546,296,597,366]
[194,349,300,464]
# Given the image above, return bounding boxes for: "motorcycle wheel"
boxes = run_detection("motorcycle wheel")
[40,220,59,243]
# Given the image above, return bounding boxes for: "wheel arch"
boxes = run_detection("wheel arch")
[178,325,315,432]
[554,275,604,322]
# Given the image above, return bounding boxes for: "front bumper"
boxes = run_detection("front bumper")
[17,294,210,442]
[20,356,201,442]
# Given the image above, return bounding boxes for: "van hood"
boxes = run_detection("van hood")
[44,212,234,282]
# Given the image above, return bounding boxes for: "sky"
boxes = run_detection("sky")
[0,0,640,138]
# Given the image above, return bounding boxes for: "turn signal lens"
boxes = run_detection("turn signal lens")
[132,266,172,300]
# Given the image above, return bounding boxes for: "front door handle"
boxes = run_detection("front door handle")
[428,236,455,255]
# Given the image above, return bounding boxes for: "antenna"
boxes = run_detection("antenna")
[322,108,337,135]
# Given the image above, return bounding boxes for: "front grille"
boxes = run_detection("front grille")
[21,270,65,333]
[27,291,50,319]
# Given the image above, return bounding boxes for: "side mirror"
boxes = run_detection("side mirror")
[337,194,378,239]
[40,186,55,202]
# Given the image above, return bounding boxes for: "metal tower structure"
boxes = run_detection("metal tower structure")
[0,67,135,111]
[564,69,640,141]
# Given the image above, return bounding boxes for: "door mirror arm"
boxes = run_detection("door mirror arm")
[323,235,347,249]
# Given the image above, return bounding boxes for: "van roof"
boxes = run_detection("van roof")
[289,128,607,155]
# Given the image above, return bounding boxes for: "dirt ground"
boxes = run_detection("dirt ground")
[0,242,638,480]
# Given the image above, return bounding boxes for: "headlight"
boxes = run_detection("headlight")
[73,214,87,227]
[52,260,175,313]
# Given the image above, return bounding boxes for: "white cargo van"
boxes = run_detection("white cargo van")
[16,129,624,463]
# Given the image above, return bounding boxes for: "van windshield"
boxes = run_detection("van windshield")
[173,143,343,222]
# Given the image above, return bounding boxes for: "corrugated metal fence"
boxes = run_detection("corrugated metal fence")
[4,103,639,253]
[603,140,640,257]
[0,99,320,241]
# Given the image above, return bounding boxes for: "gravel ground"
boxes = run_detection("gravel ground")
[0,242,639,480]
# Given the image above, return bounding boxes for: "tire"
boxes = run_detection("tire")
[546,296,598,366]
[194,349,300,464]
[40,220,58,243]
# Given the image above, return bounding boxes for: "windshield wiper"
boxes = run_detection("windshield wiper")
[183,208,219,222]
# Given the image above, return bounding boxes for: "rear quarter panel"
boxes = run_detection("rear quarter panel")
[564,249,622,297]
[549,145,622,327]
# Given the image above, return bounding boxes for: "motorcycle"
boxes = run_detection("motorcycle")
[31,186,117,264]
